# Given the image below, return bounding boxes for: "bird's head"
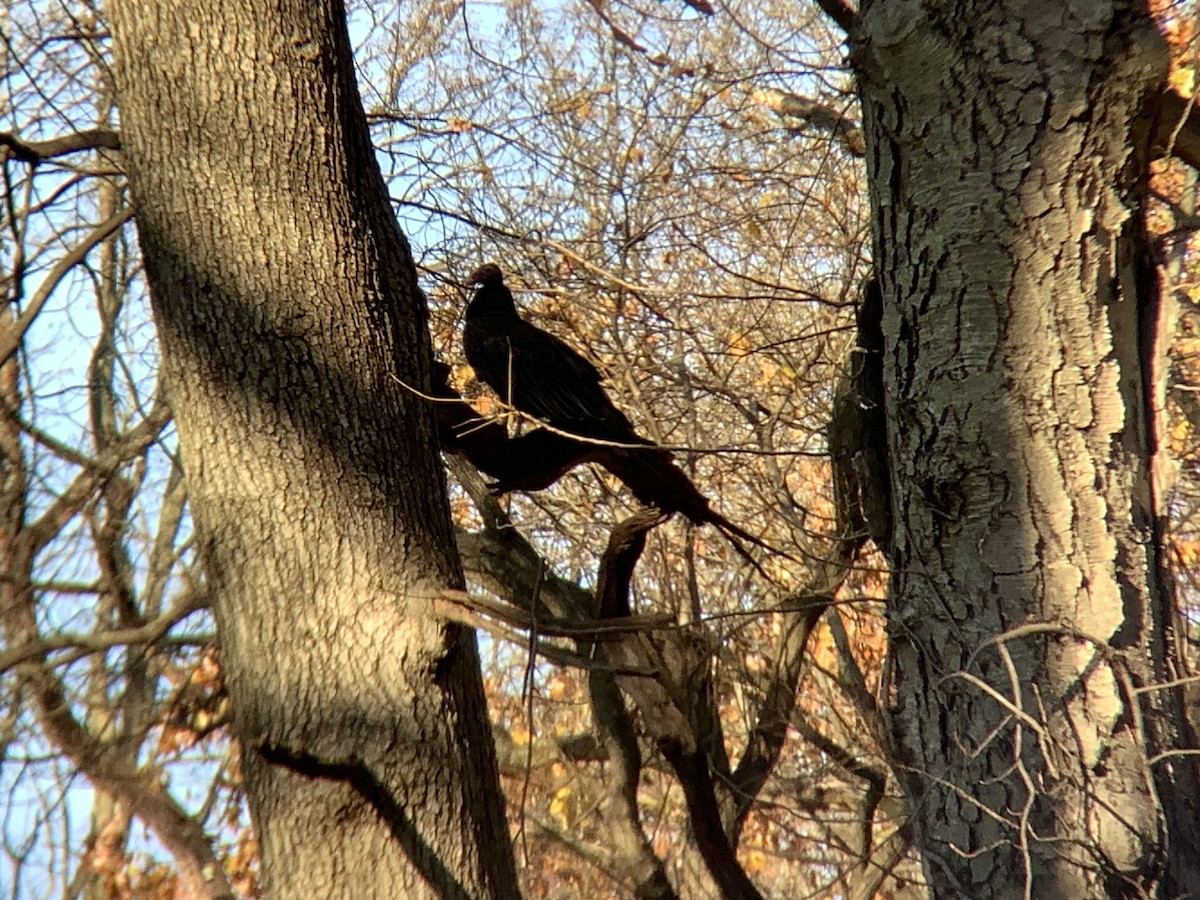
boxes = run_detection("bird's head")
[465,262,518,319]
[468,263,505,287]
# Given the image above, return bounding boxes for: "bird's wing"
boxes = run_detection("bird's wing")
[506,322,622,430]
[464,296,648,443]
[471,318,640,442]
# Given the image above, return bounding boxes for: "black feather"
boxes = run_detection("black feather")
[464,265,649,445]
[462,264,797,577]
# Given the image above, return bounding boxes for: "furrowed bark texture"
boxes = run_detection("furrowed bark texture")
[854,0,1200,895]
[108,1,518,896]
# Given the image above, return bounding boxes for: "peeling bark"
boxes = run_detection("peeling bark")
[854,0,1200,895]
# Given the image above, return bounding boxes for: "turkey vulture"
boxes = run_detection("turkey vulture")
[462,264,788,573]
[464,264,650,445]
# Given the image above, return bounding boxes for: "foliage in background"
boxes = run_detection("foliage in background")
[1,0,1197,896]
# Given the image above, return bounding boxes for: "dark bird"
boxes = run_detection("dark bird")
[464,263,649,445]
[463,264,790,575]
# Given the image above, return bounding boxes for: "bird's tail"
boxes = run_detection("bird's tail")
[598,446,799,578]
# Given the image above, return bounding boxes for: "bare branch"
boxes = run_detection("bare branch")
[26,394,172,554]
[588,510,766,899]
[0,590,208,674]
[0,128,122,164]
[0,207,134,368]
[726,590,830,837]
[436,587,672,640]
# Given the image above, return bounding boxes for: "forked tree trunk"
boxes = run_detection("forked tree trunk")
[854,0,1200,895]
[108,1,518,896]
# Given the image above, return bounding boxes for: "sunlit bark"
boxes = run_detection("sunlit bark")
[108,0,518,895]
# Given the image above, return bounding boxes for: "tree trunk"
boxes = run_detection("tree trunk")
[853,0,1200,895]
[108,1,518,896]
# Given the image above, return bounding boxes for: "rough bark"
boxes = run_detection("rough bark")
[108,1,517,896]
[854,0,1200,895]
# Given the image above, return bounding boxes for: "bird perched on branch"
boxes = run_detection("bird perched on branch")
[463,264,788,574]
[464,263,650,446]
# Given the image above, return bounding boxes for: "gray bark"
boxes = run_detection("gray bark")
[108,1,518,896]
[853,0,1200,895]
